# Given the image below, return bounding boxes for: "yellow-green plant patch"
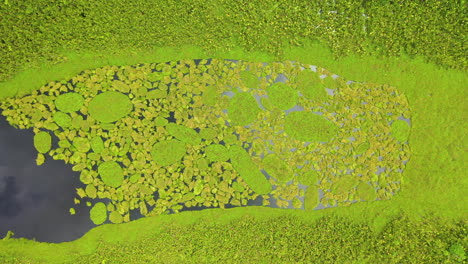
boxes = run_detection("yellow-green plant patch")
[33,131,52,154]
[73,137,91,153]
[390,119,410,143]
[204,144,230,162]
[98,161,124,188]
[88,91,133,123]
[199,127,218,140]
[262,153,294,183]
[90,136,105,153]
[52,111,72,128]
[151,139,187,166]
[356,182,377,202]
[89,202,107,225]
[239,70,260,88]
[294,69,328,101]
[298,169,320,186]
[304,186,319,210]
[284,111,339,142]
[266,82,299,110]
[165,123,202,145]
[109,210,123,224]
[54,92,84,113]
[85,184,97,199]
[229,144,271,195]
[227,91,261,126]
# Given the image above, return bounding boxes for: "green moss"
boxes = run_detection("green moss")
[204,144,230,162]
[90,136,105,153]
[239,70,260,88]
[73,137,91,153]
[227,91,261,126]
[88,91,133,123]
[294,70,328,101]
[52,111,72,128]
[266,82,299,110]
[228,144,271,195]
[262,153,294,183]
[33,131,52,154]
[151,139,187,166]
[54,92,84,113]
[165,123,201,145]
[109,211,123,224]
[89,202,107,225]
[98,161,124,188]
[356,182,377,201]
[391,119,410,143]
[284,111,339,142]
[304,186,319,210]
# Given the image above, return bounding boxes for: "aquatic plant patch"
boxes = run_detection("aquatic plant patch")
[0,58,412,224]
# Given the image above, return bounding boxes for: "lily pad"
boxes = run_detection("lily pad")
[266,82,299,110]
[98,161,124,188]
[284,111,339,142]
[54,92,84,113]
[34,131,52,154]
[89,202,107,225]
[88,91,133,123]
[151,139,187,166]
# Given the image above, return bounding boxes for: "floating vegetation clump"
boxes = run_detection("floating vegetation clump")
[90,202,107,225]
[0,59,412,224]
[88,91,133,123]
[284,111,339,142]
[390,119,411,143]
[266,82,299,110]
[54,92,84,113]
[33,131,52,154]
[98,161,124,188]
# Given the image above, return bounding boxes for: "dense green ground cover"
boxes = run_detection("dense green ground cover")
[0,0,466,263]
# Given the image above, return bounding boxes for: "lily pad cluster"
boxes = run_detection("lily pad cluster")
[0,58,411,224]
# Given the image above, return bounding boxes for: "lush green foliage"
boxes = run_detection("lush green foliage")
[33,131,52,154]
[88,91,133,123]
